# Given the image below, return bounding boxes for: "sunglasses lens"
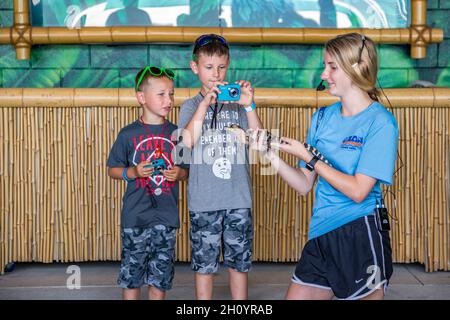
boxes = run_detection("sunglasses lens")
[215,35,228,46]
[194,34,229,53]
[196,35,211,46]
[165,68,175,79]
[149,66,162,76]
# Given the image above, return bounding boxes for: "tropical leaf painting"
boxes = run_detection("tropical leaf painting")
[437,66,450,87]
[62,68,120,88]
[292,47,324,88]
[378,46,418,88]
[3,68,61,88]
[0,46,30,69]
[30,0,409,28]
[177,0,221,27]
[230,0,321,28]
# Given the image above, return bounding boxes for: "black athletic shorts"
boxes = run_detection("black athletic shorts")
[292,214,393,300]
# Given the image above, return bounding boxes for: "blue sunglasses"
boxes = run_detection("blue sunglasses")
[193,34,229,54]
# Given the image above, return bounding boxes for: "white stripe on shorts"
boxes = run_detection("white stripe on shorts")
[291,274,333,291]
[345,215,386,300]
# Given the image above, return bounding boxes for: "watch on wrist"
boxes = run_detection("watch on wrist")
[305,155,319,171]
[244,102,256,112]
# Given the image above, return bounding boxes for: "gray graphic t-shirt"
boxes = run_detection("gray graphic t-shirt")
[107,120,183,229]
[178,93,252,212]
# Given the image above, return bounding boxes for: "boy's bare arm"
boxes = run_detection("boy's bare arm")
[245,109,263,130]
[182,84,223,148]
[235,80,263,130]
[181,102,209,148]
[108,167,127,180]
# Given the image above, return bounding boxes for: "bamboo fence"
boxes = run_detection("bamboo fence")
[0,88,449,273]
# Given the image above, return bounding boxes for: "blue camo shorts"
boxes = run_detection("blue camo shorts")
[118,224,176,291]
[189,208,253,274]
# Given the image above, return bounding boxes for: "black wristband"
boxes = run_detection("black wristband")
[305,156,320,171]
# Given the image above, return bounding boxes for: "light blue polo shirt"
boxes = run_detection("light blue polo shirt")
[299,101,399,240]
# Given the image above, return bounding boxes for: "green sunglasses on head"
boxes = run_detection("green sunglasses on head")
[135,66,176,92]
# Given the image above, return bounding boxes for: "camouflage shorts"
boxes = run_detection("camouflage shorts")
[189,208,253,274]
[118,224,176,291]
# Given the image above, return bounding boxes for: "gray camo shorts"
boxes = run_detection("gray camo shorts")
[189,208,253,274]
[118,224,176,291]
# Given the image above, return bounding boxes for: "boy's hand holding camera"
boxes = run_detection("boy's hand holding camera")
[128,161,154,179]
[235,80,254,109]
[199,82,226,108]
[200,81,254,108]
[163,166,188,182]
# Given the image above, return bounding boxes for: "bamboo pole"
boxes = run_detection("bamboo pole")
[270,108,278,261]
[88,108,97,261]
[55,109,62,262]
[441,106,446,270]
[42,109,48,262]
[49,108,55,263]
[113,108,121,261]
[25,107,31,261]
[7,109,12,264]
[281,108,287,260]
[420,108,427,267]
[430,106,436,268]
[16,107,21,262]
[0,108,5,270]
[414,108,419,262]
[431,108,438,270]
[71,109,80,261]
[93,109,101,261]
[412,108,418,260]
[17,107,23,261]
[106,109,112,261]
[0,25,443,60]
[0,25,442,46]
[438,107,445,269]
[36,109,43,261]
[60,108,67,262]
[425,108,432,269]
[65,108,72,261]
[12,108,18,261]
[417,108,423,262]
[101,109,109,259]
[412,107,419,264]
[30,108,37,261]
[104,109,111,260]
[406,108,411,261]
[446,107,450,270]
[1,88,449,108]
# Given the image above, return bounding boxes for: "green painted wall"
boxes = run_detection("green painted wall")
[0,0,449,89]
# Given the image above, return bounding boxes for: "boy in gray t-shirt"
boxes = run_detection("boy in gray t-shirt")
[178,34,263,300]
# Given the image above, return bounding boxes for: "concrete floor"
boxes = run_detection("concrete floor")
[0,262,449,300]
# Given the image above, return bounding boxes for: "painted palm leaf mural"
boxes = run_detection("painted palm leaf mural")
[30,0,409,28]
[0,1,448,88]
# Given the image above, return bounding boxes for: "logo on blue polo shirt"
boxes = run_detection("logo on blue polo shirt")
[341,135,364,150]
